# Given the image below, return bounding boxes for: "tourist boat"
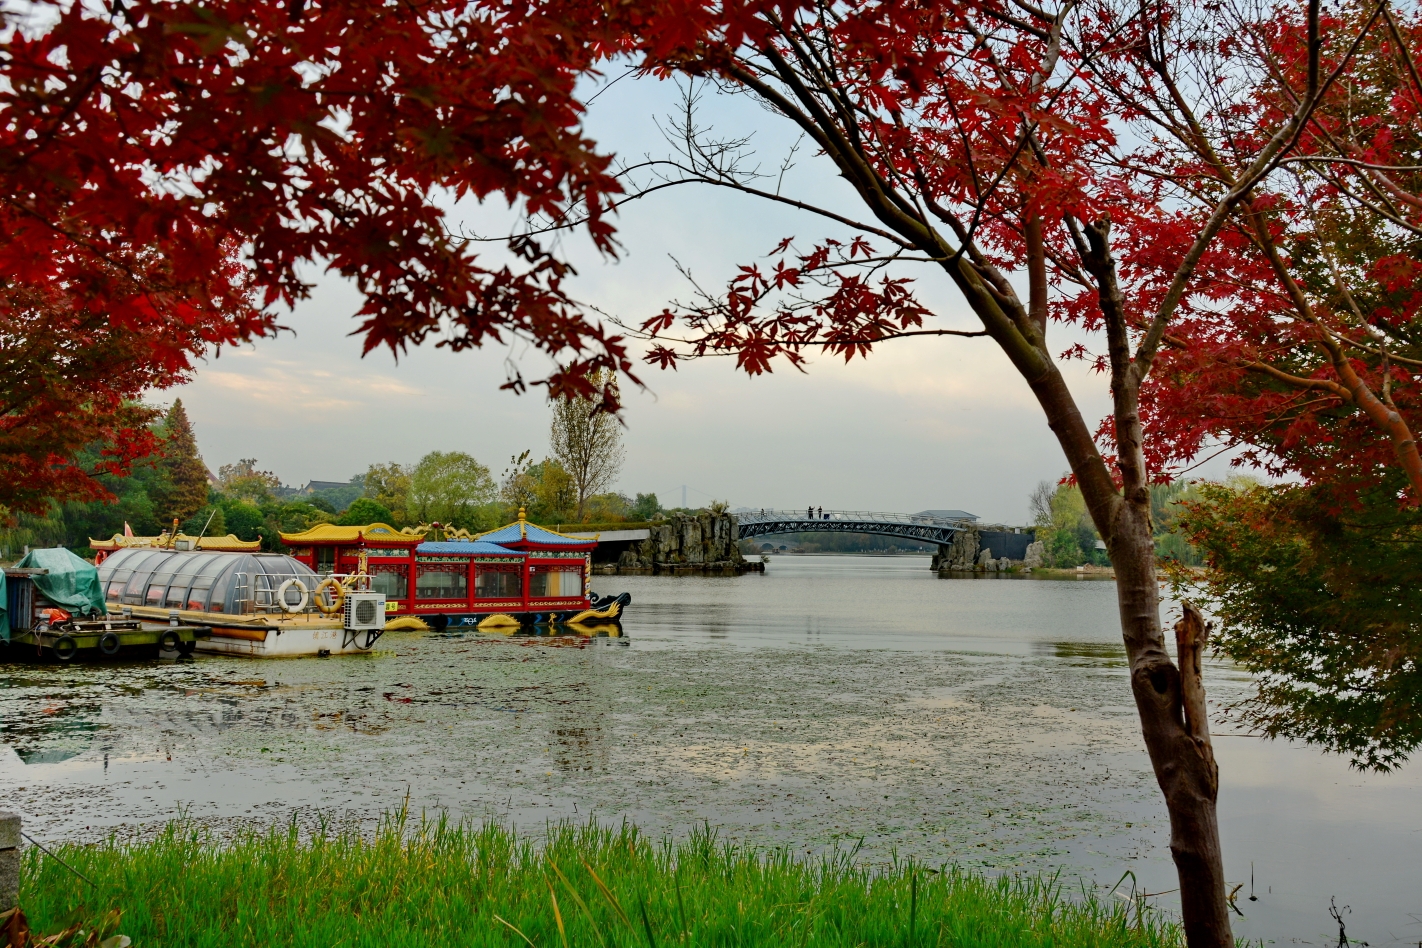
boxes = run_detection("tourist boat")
[278,509,631,633]
[84,510,630,657]
[92,547,386,657]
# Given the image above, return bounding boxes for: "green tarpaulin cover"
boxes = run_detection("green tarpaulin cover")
[13,548,106,627]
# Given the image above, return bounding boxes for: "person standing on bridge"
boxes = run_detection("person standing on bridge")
[807,505,813,519]
[817,506,823,519]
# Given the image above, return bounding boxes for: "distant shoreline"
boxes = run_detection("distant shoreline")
[753,553,1203,582]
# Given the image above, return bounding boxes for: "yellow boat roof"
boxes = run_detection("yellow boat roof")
[90,533,261,552]
[278,522,422,545]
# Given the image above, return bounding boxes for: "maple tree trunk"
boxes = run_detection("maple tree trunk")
[1113,510,1231,948]
[1021,363,1232,948]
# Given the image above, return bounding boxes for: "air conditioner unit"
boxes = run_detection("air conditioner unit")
[344,592,386,631]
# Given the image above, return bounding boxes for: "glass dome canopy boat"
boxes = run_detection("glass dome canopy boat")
[99,548,317,614]
[95,548,384,657]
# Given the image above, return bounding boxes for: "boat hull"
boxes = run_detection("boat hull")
[197,624,381,657]
[107,592,630,658]
[115,607,382,658]
[438,592,631,631]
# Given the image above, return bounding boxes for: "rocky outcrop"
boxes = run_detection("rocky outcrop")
[1023,540,1044,568]
[933,525,1025,574]
[930,526,980,571]
[601,512,758,575]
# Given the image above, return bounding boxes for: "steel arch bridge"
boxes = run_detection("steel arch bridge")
[736,509,975,545]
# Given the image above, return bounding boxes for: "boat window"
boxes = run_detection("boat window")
[416,563,467,601]
[208,561,249,614]
[187,576,214,612]
[529,567,582,599]
[123,550,169,576]
[370,565,408,600]
[123,570,148,601]
[165,568,200,605]
[145,583,168,604]
[475,567,521,599]
[115,553,161,600]
[193,554,229,578]
[104,570,131,600]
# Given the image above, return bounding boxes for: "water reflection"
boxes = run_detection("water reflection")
[1033,641,1129,667]
[551,725,608,775]
[5,703,99,765]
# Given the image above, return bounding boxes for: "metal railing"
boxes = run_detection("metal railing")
[231,570,350,615]
[738,508,977,527]
[734,509,977,544]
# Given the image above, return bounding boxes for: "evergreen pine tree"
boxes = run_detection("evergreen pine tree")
[155,400,212,523]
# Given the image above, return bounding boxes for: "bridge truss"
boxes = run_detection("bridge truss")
[735,509,975,546]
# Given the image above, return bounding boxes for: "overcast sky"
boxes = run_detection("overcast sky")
[171,73,1235,525]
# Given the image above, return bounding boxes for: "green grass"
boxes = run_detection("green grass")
[21,814,1178,948]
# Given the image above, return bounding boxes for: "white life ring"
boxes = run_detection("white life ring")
[277,578,309,613]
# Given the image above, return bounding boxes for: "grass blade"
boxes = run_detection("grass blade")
[545,877,569,948]
[547,858,609,948]
[639,897,658,948]
[582,858,632,927]
[493,914,537,948]
[908,868,917,947]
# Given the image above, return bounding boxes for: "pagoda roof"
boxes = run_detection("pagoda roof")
[90,533,261,553]
[278,522,422,547]
[416,540,523,556]
[475,510,597,550]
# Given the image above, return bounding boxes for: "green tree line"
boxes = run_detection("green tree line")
[1028,478,1205,568]
[0,386,657,557]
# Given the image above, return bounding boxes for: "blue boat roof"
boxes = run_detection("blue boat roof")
[416,540,522,556]
[476,521,593,547]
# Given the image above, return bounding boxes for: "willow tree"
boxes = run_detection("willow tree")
[549,370,626,521]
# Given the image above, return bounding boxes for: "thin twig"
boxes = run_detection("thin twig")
[22,831,97,887]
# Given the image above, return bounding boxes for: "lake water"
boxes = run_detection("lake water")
[2,555,1418,945]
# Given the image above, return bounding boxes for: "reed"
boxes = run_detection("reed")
[21,814,1178,948]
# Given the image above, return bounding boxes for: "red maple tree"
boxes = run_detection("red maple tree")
[0,251,253,513]
[1,0,643,510]
[1133,1,1422,506]
[603,1,1394,943]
